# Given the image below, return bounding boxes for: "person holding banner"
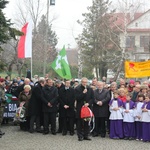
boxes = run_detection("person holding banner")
[0,78,6,137]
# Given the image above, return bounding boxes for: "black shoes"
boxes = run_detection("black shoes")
[78,136,91,141]
[92,133,98,137]
[0,131,5,135]
[78,137,83,141]
[29,129,34,133]
[52,131,56,135]
[43,131,49,135]
[84,137,92,141]
[62,131,67,136]
[70,132,74,136]
[57,130,62,133]
[129,137,134,140]
[0,130,5,138]
[36,129,43,133]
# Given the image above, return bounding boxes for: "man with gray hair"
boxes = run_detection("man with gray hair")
[75,77,94,141]
[14,78,32,98]
[93,81,110,138]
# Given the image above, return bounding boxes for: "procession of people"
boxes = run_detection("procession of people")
[0,75,150,142]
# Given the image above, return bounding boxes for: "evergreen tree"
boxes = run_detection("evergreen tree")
[0,0,22,72]
[32,15,58,75]
[77,0,120,79]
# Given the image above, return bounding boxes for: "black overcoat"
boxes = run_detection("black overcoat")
[28,83,43,116]
[75,84,94,118]
[42,85,58,113]
[59,87,75,118]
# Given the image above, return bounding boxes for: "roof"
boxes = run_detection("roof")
[111,10,150,32]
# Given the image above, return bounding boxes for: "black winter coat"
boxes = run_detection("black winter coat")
[59,87,75,118]
[93,89,110,117]
[28,83,43,116]
[42,85,58,113]
[75,84,94,118]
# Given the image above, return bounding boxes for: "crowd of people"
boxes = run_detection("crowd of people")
[0,75,150,142]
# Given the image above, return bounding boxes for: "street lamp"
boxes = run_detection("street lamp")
[50,0,55,5]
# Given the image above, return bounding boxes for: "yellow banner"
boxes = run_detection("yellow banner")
[125,60,150,78]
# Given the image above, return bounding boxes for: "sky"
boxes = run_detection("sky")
[3,0,150,49]
[3,0,93,49]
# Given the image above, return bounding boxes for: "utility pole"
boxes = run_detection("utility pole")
[43,0,50,76]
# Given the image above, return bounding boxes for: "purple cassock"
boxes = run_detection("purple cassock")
[123,101,135,139]
[141,101,150,142]
[134,101,143,140]
[109,98,124,139]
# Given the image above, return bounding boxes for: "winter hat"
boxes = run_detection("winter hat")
[129,80,135,84]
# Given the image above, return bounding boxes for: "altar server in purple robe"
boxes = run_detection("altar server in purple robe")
[141,96,150,142]
[109,90,123,139]
[123,94,135,140]
[134,94,145,141]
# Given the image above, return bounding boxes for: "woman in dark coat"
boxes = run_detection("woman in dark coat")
[18,85,32,131]
[59,80,75,135]
[28,77,45,133]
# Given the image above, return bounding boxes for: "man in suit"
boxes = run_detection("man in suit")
[59,80,75,136]
[29,77,46,133]
[75,77,94,141]
[93,81,110,138]
[42,79,58,135]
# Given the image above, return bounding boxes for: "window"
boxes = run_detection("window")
[126,36,135,48]
[140,36,150,48]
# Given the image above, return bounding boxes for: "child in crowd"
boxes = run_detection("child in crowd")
[123,94,135,140]
[134,94,145,141]
[109,91,124,139]
[141,96,150,142]
[118,88,127,102]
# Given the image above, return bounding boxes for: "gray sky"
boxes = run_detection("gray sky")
[3,0,150,49]
[3,0,93,49]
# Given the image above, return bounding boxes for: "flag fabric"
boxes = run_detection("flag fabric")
[18,22,32,58]
[125,60,150,78]
[51,46,72,79]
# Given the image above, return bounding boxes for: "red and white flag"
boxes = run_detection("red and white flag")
[18,22,32,58]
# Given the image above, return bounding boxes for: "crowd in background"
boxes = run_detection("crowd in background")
[0,74,150,142]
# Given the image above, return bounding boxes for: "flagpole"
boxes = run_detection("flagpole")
[31,56,33,80]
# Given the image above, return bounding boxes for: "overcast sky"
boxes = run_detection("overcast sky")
[3,0,93,49]
[3,0,150,49]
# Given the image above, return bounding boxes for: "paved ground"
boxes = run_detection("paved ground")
[0,124,149,150]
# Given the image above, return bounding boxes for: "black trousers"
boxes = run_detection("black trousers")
[77,118,90,138]
[20,116,30,131]
[43,112,56,133]
[62,117,74,133]
[30,115,41,131]
[94,117,106,136]
[58,115,63,132]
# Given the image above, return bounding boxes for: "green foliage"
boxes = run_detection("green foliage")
[0,0,22,52]
[70,65,78,78]
[0,60,6,72]
[77,0,120,78]
[32,15,58,76]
